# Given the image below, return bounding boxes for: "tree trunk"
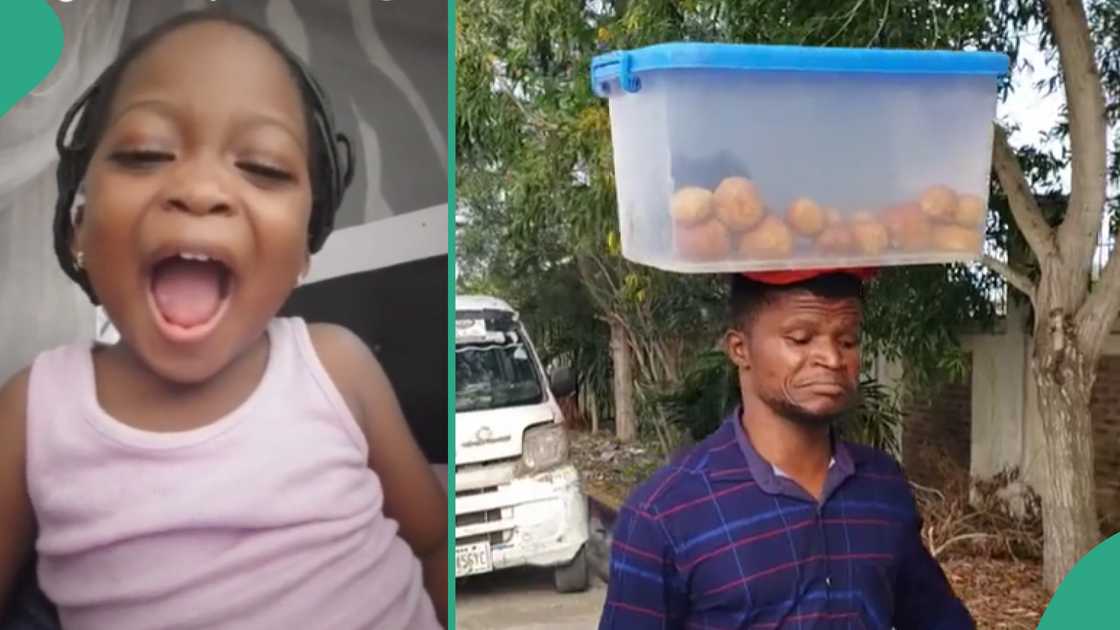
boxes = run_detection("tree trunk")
[1034,341,1102,593]
[610,317,637,443]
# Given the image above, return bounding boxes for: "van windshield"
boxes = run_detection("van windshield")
[456,325,545,413]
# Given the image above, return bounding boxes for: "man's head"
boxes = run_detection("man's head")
[725,272,864,426]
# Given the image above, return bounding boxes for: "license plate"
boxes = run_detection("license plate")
[455,541,493,577]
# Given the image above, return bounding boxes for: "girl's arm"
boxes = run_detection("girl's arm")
[0,368,35,615]
[309,324,448,627]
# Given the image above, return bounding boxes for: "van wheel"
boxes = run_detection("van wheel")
[554,546,590,593]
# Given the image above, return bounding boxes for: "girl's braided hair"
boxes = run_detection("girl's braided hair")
[54,10,355,305]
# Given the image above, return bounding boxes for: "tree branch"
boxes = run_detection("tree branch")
[983,254,1037,308]
[1045,0,1113,352]
[933,533,996,561]
[1048,0,1109,280]
[991,124,1056,260]
[1076,244,1120,353]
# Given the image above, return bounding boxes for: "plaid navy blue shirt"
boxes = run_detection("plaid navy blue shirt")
[599,409,973,629]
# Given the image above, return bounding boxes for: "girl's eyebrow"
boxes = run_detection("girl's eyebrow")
[237,113,308,153]
[106,98,178,131]
[106,98,307,153]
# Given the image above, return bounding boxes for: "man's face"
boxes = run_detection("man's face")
[727,289,862,425]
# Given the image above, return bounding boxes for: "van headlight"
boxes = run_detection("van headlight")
[519,424,569,474]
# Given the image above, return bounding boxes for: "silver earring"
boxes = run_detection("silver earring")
[74,252,85,271]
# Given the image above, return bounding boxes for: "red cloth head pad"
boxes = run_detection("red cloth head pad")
[740,267,878,286]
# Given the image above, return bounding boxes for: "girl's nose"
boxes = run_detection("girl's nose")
[161,157,234,216]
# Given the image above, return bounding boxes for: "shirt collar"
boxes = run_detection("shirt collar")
[728,405,856,501]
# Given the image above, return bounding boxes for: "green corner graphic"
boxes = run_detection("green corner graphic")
[1038,533,1120,627]
[0,1,63,118]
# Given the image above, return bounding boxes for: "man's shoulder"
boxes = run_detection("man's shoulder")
[622,422,742,515]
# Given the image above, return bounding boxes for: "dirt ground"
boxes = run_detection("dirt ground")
[456,568,607,630]
[943,558,1047,629]
[571,430,1050,629]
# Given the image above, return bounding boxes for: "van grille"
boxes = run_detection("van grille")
[457,508,502,527]
[457,486,498,498]
[456,455,520,474]
[458,531,513,546]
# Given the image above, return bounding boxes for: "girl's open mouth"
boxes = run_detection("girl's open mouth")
[147,253,234,343]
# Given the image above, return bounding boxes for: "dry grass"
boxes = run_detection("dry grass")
[907,448,1048,627]
[910,448,1043,562]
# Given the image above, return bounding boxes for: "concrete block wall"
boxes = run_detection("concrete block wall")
[900,364,973,487]
[1090,356,1120,527]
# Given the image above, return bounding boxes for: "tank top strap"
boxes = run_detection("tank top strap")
[274,317,369,458]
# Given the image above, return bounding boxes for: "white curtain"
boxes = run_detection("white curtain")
[0,1,131,381]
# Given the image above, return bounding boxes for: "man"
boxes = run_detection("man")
[598,269,973,629]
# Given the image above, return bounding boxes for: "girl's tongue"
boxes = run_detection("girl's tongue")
[151,259,225,328]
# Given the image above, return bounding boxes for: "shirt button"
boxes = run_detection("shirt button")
[826,576,832,588]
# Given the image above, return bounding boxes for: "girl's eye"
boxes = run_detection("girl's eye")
[237,161,293,182]
[108,149,174,168]
[787,335,811,346]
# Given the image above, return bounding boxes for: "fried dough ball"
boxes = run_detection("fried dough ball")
[787,197,827,237]
[954,194,987,228]
[674,219,732,260]
[739,215,794,259]
[713,177,765,231]
[816,223,855,255]
[850,212,890,256]
[670,186,714,226]
[919,185,959,221]
[882,202,932,252]
[932,224,983,253]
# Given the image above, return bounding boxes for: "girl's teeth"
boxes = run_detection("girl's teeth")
[180,253,211,262]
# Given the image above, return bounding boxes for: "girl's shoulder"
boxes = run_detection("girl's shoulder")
[1,336,99,427]
[0,366,30,426]
[1,336,84,417]
[298,321,408,448]
[0,366,31,476]
[303,322,387,385]
[299,321,386,438]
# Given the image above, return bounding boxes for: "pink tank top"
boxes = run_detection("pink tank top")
[25,317,440,630]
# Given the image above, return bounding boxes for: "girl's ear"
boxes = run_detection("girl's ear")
[725,327,751,370]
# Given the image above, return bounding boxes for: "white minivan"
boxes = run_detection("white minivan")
[454,295,591,592]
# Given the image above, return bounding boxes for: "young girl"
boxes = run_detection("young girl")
[0,11,447,629]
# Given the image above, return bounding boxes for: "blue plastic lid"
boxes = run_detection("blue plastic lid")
[591,43,1010,96]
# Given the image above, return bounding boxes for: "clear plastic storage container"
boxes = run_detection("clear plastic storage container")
[590,43,1009,273]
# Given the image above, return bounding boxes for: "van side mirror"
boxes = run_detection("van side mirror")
[549,367,575,398]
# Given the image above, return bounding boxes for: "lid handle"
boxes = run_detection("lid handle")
[619,52,641,93]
